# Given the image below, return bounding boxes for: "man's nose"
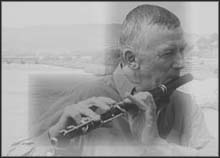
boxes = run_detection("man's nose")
[172,52,185,70]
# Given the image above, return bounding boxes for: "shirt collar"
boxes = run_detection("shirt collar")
[112,63,136,99]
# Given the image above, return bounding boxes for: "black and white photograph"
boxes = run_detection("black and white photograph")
[2,1,218,156]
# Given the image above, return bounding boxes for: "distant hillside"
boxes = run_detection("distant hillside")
[2,24,121,56]
[2,24,218,58]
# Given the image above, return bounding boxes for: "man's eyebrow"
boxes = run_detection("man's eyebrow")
[162,41,188,50]
[157,42,188,55]
[158,44,176,51]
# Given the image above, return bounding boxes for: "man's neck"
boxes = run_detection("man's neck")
[112,63,136,99]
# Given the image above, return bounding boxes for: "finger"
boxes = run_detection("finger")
[145,95,157,111]
[55,113,68,130]
[97,97,116,105]
[126,94,147,111]
[92,99,112,111]
[77,99,109,114]
[79,98,96,108]
[63,107,84,125]
[82,97,114,114]
[85,96,116,107]
[72,113,82,125]
[55,108,77,130]
[79,108,100,121]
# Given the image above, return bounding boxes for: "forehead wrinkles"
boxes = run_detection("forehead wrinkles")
[135,25,184,51]
[157,39,187,50]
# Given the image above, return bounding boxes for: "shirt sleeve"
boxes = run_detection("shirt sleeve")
[6,133,55,156]
[7,130,85,156]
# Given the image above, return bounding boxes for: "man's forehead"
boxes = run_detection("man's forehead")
[139,26,185,49]
[158,39,187,49]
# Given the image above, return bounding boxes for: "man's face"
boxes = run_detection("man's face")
[135,26,187,91]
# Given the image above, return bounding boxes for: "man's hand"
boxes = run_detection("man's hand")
[126,91,160,145]
[49,97,116,138]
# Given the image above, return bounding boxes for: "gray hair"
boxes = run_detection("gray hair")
[119,4,181,48]
[105,4,181,74]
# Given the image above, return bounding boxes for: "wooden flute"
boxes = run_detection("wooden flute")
[58,73,193,140]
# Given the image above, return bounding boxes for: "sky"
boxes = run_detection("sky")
[2,2,218,35]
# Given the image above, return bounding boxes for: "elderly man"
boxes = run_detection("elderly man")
[8,4,217,156]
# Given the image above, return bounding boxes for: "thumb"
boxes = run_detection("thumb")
[125,93,147,111]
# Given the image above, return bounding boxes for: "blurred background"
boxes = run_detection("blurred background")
[2,2,218,156]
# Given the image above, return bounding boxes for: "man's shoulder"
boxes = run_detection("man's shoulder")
[170,90,194,111]
[171,90,192,100]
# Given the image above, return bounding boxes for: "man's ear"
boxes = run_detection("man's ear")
[123,49,140,70]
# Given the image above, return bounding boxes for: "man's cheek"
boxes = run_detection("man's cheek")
[154,61,172,73]
[152,63,171,82]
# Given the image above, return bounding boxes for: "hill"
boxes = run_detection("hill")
[2,24,121,56]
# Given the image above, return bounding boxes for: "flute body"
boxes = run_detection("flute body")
[58,73,193,140]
